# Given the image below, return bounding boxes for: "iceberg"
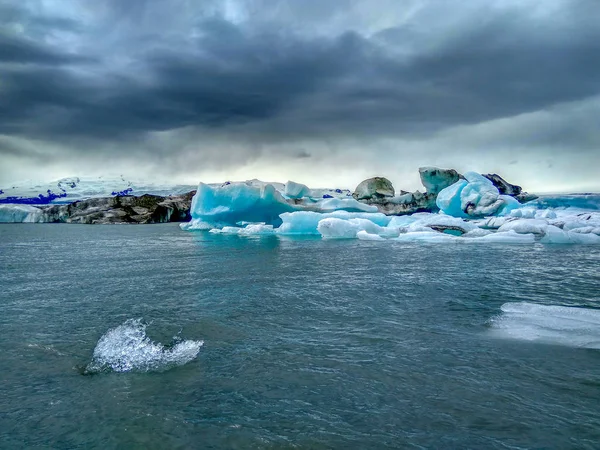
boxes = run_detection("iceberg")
[183,180,380,229]
[436,172,520,218]
[173,174,600,245]
[187,182,295,228]
[276,211,391,235]
[284,181,311,199]
[189,189,600,245]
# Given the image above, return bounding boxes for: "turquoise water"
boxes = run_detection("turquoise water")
[1,224,599,449]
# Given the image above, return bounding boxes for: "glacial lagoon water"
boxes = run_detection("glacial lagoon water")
[1,224,599,449]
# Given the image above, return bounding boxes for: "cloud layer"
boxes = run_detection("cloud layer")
[1,0,599,191]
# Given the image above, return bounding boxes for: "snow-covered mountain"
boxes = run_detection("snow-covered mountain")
[0,176,197,205]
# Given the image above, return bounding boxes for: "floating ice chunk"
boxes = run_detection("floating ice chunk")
[562,213,600,232]
[0,204,44,223]
[436,179,468,217]
[497,219,548,235]
[284,181,311,199]
[277,211,390,235]
[85,319,203,374]
[315,197,378,213]
[407,214,479,233]
[317,218,361,239]
[510,208,536,219]
[189,182,294,228]
[569,226,596,234]
[569,232,600,244]
[497,195,522,216]
[387,213,433,228]
[537,209,557,219]
[539,225,574,244]
[490,302,600,349]
[396,230,459,242]
[548,229,600,244]
[472,230,536,244]
[208,224,275,235]
[357,230,385,241]
[180,220,213,231]
[239,224,275,235]
[317,217,389,239]
[462,228,492,238]
[209,226,242,234]
[477,216,512,229]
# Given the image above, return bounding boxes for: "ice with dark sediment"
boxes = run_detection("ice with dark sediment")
[180,172,600,245]
[3,170,600,246]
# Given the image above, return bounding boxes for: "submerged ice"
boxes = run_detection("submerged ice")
[490,303,600,349]
[85,319,203,374]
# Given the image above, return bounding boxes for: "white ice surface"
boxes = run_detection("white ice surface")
[490,302,600,349]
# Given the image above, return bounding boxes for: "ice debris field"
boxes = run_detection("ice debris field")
[2,169,600,245]
[180,172,600,245]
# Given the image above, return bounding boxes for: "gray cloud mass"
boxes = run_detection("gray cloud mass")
[1,0,599,191]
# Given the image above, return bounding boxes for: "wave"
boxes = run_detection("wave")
[84,319,203,374]
[490,302,600,349]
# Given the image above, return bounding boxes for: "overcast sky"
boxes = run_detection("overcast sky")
[1,0,599,192]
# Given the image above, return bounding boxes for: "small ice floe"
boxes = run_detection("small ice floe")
[84,319,203,374]
[489,302,600,349]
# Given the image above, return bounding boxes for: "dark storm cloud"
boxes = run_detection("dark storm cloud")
[0,33,89,65]
[1,0,599,179]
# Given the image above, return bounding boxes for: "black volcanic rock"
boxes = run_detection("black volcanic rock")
[42,192,195,224]
[355,190,437,216]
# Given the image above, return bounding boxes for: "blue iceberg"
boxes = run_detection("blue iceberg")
[183,182,296,229]
[436,172,520,218]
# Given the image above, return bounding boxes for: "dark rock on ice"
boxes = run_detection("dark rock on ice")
[419,167,462,195]
[483,173,537,203]
[352,177,395,200]
[42,192,195,224]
